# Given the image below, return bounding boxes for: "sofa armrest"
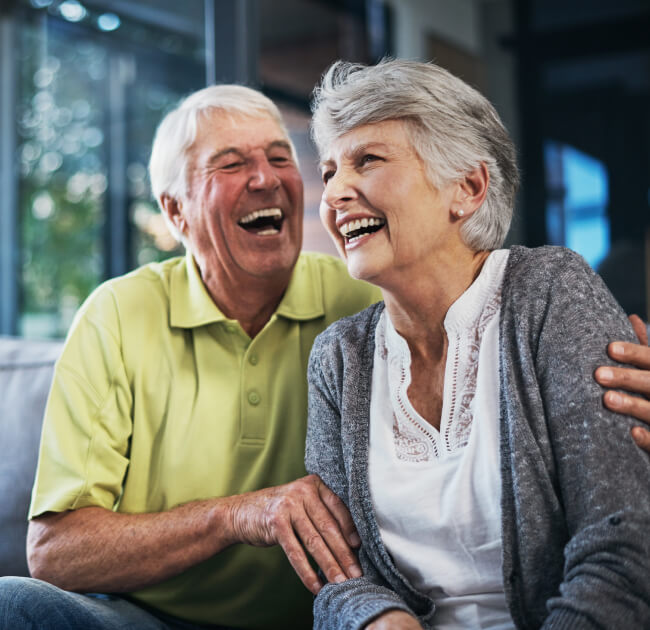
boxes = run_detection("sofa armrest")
[0,336,63,577]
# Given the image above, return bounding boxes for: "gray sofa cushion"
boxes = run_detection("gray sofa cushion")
[0,336,62,576]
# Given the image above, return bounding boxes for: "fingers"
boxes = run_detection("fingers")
[631,426,650,453]
[273,520,325,595]
[316,479,361,548]
[629,314,648,346]
[595,365,650,398]
[289,476,361,583]
[602,389,650,425]
[301,481,362,580]
[601,393,650,454]
[606,341,650,370]
[252,476,362,593]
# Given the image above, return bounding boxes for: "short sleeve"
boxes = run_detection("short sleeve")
[29,284,133,517]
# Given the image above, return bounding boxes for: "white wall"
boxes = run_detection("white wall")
[384,0,481,60]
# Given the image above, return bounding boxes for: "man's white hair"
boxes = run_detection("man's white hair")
[311,59,519,251]
[149,84,296,242]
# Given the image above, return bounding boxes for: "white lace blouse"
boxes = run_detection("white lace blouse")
[368,249,514,629]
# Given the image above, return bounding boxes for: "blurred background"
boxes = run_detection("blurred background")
[0,0,648,338]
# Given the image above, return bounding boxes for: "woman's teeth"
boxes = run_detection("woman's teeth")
[339,217,385,241]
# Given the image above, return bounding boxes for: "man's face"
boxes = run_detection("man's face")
[171,111,304,287]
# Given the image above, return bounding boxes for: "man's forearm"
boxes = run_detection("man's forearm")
[27,499,237,593]
[27,475,362,595]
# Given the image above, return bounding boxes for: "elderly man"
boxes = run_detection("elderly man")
[0,85,379,630]
[0,82,649,630]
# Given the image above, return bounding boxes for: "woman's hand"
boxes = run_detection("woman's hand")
[595,314,650,452]
[365,610,423,630]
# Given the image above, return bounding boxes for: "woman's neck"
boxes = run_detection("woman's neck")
[382,248,491,357]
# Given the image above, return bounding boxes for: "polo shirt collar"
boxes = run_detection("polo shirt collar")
[170,251,325,329]
[275,253,325,321]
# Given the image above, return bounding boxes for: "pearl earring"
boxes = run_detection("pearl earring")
[457,209,465,217]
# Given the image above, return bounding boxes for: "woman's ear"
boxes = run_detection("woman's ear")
[160,194,186,234]
[451,162,489,219]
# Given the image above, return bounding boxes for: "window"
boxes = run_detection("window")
[10,0,205,337]
[544,141,610,269]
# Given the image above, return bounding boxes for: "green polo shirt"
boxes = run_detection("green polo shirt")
[30,250,380,629]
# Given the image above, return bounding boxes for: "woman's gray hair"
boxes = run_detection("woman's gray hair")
[149,84,295,242]
[311,59,519,250]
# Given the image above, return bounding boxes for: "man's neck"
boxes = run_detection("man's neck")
[198,263,292,339]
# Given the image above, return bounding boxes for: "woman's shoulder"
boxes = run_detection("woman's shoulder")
[312,301,385,357]
[507,245,591,277]
[504,245,601,300]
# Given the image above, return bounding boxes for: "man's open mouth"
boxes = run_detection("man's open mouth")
[238,208,284,235]
[339,217,386,243]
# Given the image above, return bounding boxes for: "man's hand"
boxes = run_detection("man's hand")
[227,474,362,594]
[595,314,650,452]
[365,611,422,630]
[28,476,360,595]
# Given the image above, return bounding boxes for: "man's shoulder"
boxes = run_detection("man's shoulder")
[298,251,382,318]
[74,257,184,327]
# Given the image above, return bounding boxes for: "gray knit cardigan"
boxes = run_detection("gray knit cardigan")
[305,246,650,630]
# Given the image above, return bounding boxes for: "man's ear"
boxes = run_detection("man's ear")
[452,162,490,218]
[160,194,186,235]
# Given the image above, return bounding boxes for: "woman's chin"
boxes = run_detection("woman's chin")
[345,258,383,285]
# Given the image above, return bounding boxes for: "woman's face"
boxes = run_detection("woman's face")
[319,119,459,286]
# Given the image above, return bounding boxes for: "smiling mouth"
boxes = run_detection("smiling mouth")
[339,217,386,243]
[238,208,284,235]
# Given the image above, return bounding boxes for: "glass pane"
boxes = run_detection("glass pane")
[18,13,108,338]
[16,0,206,337]
[544,141,610,269]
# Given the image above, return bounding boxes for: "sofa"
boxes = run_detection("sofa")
[0,336,63,577]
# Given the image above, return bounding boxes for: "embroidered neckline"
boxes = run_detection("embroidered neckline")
[377,250,508,462]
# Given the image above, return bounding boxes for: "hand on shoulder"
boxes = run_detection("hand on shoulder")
[595,314,650,452]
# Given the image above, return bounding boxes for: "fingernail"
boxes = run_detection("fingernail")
[598,367,613,382]
[349,565,363,578]
[349,533,361,546]
[312,582,322,593]
[607,391,622,406]
[334,574,346,583]
[611,342,625,356]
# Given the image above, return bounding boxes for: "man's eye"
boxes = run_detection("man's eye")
[221,161,244,170]
[269,156,290,165]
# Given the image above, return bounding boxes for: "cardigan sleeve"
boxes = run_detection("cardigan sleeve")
[305,332,425,630]
[505,248,650,629]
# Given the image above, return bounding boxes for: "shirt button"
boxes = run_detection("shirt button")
[249,354,259,365]
[226,324,237,333]
[248,391,261,406]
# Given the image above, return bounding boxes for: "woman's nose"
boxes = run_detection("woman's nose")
[323,169,357,209]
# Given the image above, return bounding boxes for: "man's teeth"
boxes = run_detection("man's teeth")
[339,217,385,237]
[239,208,283,225]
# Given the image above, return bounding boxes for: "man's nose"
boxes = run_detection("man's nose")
[247,157,281,191]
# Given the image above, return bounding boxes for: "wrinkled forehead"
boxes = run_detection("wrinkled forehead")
[319,119,416,163]
[191,109,292,157]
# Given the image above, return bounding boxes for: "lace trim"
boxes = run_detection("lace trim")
[379,287,502,462]
[444,287,502,452]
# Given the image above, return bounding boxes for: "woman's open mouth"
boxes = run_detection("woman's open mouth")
[339,217,386,244]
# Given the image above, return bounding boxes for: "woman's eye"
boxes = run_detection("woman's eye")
[360,154,381,166]
[322,170,335,184]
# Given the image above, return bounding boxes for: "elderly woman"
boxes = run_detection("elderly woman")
[305,59,650,630]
